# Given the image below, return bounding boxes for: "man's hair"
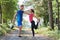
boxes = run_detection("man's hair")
[20,5,24,7]
[31,9,34,13]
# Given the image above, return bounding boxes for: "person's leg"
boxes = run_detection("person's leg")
[31,21,35,37]
[18,21,22,37]
[18,26,22,37]
[31,27,35,37]
[35,20,40,29]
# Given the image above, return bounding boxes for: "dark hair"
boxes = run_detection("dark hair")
[31,9,34,13]
[20,5,24,7]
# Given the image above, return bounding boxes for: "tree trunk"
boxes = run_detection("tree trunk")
[56,0,60,30]
[57,2,60,30]
[0,4,2,24]
[48,0,54,30]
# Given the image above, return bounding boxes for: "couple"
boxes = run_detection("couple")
[14,5,40,37]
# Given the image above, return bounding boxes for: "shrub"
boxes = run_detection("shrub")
[0,23,11,36]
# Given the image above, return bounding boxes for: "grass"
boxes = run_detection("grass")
[35,26,60,40]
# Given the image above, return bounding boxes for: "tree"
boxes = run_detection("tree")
[0,0,2,24]
[0,0,18,23]
[48,0,54,30]
[0,4,2,24]
[56,0,60,30]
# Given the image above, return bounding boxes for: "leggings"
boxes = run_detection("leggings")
[31,20,39,36]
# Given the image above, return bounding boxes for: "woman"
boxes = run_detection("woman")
[29,9,40,37]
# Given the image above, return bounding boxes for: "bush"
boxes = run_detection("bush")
[0,23,11,36]
[35,27,60,40]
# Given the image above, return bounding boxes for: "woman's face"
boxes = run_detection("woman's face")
[29,9,32,13]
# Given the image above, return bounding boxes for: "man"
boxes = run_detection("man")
[17,5,24,37]
[14,5,29,37]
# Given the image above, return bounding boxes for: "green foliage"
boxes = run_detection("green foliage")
[34,0,49,26]
[0,0,18,23]
[35,27,59,40]
[0,0,18,36]
[52,0,58,19]
[0,23,11,36]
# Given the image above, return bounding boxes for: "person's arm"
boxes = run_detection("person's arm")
[12,12,17,24]
[24,11,30,15]
[13,12,17,20]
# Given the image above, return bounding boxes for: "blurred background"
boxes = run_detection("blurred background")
[0,0,60,40]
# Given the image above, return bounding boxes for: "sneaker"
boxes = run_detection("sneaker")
[18,36,22,37]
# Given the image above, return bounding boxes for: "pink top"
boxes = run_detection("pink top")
[29,13,34,22]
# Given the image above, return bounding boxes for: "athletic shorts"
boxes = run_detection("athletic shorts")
[17,21,22,27]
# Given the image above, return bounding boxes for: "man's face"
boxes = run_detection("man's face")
[20,6,24,10]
